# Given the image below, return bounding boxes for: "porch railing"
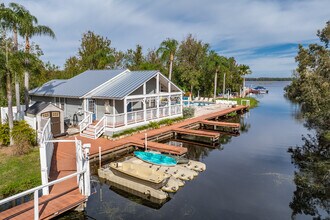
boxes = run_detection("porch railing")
[159,106,170,118]
[83,105,183,133]
[146,108,157,120]
[127,110,144,125]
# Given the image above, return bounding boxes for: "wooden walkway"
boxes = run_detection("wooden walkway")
[0,105,248,219]
[198,120,240,128]
[0,143,86,220]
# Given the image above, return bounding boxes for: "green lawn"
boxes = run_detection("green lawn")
[217,97,258,108]
[0,148,41,198]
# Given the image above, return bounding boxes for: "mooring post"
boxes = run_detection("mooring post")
[145,133,148,151]
[99,146,102,168]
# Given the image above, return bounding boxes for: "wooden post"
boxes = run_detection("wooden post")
[222,72,226,97]
[145,133,147,151]
[99,146,102,168]
[124,98,127,126]
[214,69,218,101]
[34,190,39,220]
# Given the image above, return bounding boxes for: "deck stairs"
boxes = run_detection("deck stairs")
[80,116,106,139]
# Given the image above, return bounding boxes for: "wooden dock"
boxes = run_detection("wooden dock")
[1,105,248,219]
[173,128,220,139]
[133,140,187,155]
[198,120,240,128]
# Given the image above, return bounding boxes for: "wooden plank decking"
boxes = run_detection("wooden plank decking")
[198,120,240,128]
[133,140,187,155]
[173,128,220,138]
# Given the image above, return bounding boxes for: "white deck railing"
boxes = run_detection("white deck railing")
[146,108,157,120]
[127,110,144,125]
[78,111,93,134]
[80,105,183,138]
[159,106,170,118]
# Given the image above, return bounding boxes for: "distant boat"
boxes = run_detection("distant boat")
[252,86,268,94]
[134,151,177,166]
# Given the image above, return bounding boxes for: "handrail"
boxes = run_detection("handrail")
[78,112,92,126]
[0,170,86,206]
[79,113,92,134]
[94,116,106,139]
[40,118,51,143]
[92,115,105,129]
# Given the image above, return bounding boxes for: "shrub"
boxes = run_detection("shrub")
[0,123,10,146]
[148,121,160,129]
[183,107,195,118]
[11,121,37,155]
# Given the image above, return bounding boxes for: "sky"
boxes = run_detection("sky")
[3,0,330,77]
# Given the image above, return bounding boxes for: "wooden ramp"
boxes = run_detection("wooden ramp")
[0,141,87,220]
[133,140,187,155]
[199,120,240,128]
[173,128,220,139]
[0,182,86,220]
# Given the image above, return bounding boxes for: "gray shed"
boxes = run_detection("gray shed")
[26,101,64,135]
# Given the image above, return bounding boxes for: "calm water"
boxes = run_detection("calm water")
[61,81,313,220]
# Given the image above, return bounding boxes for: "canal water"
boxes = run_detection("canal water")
[60,81,313,220]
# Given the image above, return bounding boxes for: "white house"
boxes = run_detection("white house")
[29,69,183,138]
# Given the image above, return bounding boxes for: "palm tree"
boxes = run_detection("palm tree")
[18,10,55,110]
[157,38,178,81]
[0,4,14,145]
[1,3,29,119]
[238,64,251,97]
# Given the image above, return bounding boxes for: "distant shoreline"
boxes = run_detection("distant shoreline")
[245,77,293,81]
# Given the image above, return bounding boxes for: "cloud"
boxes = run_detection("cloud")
[2,0,329,76]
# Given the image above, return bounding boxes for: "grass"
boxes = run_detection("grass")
[0,147,41,198]
[111,117,184,138]
[217,97,258,108]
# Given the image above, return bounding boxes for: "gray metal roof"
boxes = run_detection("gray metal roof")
[91,70,158,99]
[29,69,125,98]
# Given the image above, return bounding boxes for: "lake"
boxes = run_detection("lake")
[60,81,314,220]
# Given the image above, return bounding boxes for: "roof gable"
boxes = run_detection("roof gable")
[91,70,158,99]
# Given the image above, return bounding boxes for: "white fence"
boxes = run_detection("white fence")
[0,105,26,124]
[215,100,238,106]
[39,119,54,195]
[24,116,37,130]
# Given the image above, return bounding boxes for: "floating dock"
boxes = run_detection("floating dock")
[198,120,240,128]
[173,128,220,139]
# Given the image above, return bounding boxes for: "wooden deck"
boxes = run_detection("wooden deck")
[1,105,248,219]
[133,140,187,155]
[198,120,240,128]
[173,128,220,139]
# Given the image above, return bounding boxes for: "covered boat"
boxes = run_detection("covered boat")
[134,151,177,166]
[110,162,170,189]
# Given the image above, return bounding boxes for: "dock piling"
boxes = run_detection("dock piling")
[99,146,102,168]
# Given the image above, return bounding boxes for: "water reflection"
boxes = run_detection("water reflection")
[288,134,330,219]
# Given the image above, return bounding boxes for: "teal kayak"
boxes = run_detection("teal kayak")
[134,151,177,166]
